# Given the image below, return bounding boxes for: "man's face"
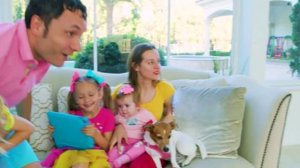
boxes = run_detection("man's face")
[33,9,87,67]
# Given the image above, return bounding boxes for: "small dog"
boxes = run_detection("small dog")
[144,122,207,168]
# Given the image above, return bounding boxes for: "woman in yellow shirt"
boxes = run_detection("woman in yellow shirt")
[110,43,175,168]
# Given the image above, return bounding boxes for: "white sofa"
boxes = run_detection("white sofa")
[30,66,291,168]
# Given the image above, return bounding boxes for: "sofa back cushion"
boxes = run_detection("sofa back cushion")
[161,66,212,80]
[170,77,228,89]
[57,87,70,113]
[172,86,246,158]
[30,84,54,152]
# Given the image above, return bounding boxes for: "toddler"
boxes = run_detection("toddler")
[109,84,157,168]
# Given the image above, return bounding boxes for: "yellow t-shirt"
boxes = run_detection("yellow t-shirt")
[1,105,15,131]
[112,81,175,121]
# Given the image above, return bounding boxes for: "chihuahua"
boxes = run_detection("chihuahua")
[144,122,207,168]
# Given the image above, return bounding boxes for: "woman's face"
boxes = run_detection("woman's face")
[135,49,161,81]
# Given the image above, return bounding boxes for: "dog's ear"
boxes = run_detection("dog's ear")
[144,124,154,132]
[170,121,177,129]
[144,120,154,131]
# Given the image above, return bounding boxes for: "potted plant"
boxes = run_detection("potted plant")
[289,1,300,76]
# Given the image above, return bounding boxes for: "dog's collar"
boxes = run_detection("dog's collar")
[143,140,170,159]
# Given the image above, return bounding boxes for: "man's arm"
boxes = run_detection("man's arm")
[16,92,32,121]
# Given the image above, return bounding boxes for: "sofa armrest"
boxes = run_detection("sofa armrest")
[227,75,292,168]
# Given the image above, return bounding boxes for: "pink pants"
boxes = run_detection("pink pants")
[108,138,145,167]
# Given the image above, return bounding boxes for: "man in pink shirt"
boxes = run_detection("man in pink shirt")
[0,0,87,167]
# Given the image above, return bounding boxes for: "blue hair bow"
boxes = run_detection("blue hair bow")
[86,70,104,84]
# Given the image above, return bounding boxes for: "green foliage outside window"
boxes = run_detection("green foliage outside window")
[209,50,231,56]
[289,1,300,76]
[75,34,166,73]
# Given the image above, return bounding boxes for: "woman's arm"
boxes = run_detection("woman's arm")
[0,115,34,151]
[160,98,174,123]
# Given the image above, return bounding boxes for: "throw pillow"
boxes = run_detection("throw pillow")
[170,77,228,90]
[57,86,70,113]
[172,86,246,158]
[30,83,54,152]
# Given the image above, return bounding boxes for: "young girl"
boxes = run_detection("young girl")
[42,70,115,168]
[0,97,36,168]
[108,84,156,168]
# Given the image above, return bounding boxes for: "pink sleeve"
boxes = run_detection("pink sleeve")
[142,109,157,123]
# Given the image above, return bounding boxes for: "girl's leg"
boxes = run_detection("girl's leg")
[109,139,137,167]
[113,141,145,168]
[0,156,14,168]
[53,150,77,168]
[23,162,42,168]
[86,149,110,168]
[108,146,122,163]
[6,140,40,168]
[72,163,89,168]
[91,157,111,168]
[41,148,65,167]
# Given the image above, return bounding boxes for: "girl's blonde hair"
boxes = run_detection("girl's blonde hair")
[0,97,4,122]
[68,76,112,111]
[0,97,7,130]
[0,97,8,154]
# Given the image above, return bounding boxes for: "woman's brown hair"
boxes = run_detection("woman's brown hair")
[127,43,157,88]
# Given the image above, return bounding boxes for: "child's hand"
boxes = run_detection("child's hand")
[82,124,99,138]
[48,125,54,133]
[109,124,128,152]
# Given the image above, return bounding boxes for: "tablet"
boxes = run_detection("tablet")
[47,111,94,149]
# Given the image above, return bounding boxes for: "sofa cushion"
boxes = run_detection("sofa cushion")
[187,156,254,168]
[172,86,246,158]
[30,83,54,152]
[57,87,70,113]
[170,77,228,89]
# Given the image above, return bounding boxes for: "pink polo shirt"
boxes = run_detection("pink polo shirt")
[0,20,50,107]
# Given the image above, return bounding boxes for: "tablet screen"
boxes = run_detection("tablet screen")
[47,111,94,149]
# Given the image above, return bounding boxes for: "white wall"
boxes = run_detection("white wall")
[231,0,269,82]
[269,3,292,36]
